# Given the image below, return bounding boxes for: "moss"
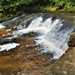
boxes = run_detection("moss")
[0,13,3,17]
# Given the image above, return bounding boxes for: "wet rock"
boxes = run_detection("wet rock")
[0,36,20,44]
[68,33,75,47]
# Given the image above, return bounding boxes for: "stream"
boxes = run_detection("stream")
[0,11,75,75]
[0,12,75,59]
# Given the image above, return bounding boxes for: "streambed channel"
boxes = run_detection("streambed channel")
[0,12,75,75]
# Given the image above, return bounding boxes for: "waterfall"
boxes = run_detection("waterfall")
[0,13,74,59]
[35,19,74,59]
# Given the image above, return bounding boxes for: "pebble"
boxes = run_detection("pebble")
[63,71,67,74]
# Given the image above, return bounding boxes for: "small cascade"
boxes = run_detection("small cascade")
[35,19,74,59]
[0,13,74,60]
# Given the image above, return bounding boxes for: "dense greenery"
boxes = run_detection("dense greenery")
[0,0,33,13]
[0,0,75,13]
[0,0,75,21]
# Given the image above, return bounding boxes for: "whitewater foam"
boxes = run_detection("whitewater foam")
[0,43,19,51]
[0,24,5,29]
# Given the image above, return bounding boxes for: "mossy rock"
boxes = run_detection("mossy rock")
[0,13,3,17]
[50,7,58,11]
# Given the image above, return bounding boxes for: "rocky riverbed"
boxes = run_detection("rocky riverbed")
[0,13,75,75]
[0,29,74,75]
[0,35,52,75]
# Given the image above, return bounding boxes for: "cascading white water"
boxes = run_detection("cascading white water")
[0,14,74,60]
[12,15,74,59]
[35,18,74,59]
[0,24,5,29]
[0,43,19,51]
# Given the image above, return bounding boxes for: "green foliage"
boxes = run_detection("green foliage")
[0,0,75,16]
[0,0,33,13]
